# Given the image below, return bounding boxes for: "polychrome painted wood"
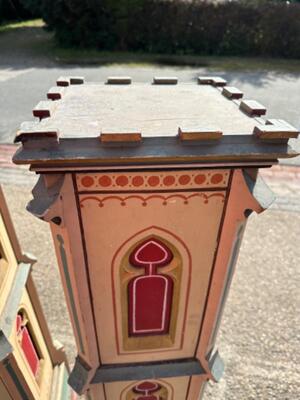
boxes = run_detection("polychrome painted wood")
[77,168,228,363]
[0,376,13,400]
[27,165,275,399]
[12,77,299,399]
[0,186,75,399]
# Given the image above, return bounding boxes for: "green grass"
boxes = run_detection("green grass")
[1,19,300,72]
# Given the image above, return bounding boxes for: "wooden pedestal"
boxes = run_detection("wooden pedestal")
[12,77,299,399]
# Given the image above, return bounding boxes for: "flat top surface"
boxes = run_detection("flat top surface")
[13,81,299,164]
[38,83,257,138]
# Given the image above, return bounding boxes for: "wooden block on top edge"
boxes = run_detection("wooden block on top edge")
[14,126,59,143]
[70,76,85,85]
[240,100,266,117]
[100,130,142,144]
[56,77,70,87]
[47,87,66,101]
[32,101,57,119]
[106,76,132,85]
[179,127,223,141]
[212,77,227,87]
[222,86,243,100]
[254,120,299,140]
[198,76,227,87]
[153,77,178,85]
[198,76,216,85]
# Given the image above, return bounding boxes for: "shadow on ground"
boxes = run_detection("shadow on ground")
[1,22,300,79]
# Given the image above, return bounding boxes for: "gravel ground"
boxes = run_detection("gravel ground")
[203,211,300,400]
[1,174,299,400]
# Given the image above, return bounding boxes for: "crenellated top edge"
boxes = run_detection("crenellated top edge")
[12,76,299,164]
[14,120,59,144]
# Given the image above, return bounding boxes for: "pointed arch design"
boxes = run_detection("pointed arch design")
[112,226,192,353]
[122,379,173,400]
[128,237,174,337]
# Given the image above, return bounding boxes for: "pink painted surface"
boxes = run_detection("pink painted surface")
[78,169,227,363]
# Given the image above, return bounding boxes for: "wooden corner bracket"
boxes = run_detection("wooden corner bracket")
[254,119,299,140]
[14,127,59,145]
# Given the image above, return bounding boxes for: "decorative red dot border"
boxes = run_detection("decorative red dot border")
[77,170,229,191]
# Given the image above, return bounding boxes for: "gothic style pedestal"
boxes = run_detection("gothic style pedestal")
[13,76,299,399]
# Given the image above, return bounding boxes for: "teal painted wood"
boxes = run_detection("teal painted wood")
[210,224,246,347]
[61,365,70,400]
[0,332,11,364]
[68,356,90,395]
[243,170,275,210]
[56,234,85,355]
[91,357,205,383]
[208,350,224,382]
[69,355,205,394]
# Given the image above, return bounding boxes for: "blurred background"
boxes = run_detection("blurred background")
[0,1,299,399]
